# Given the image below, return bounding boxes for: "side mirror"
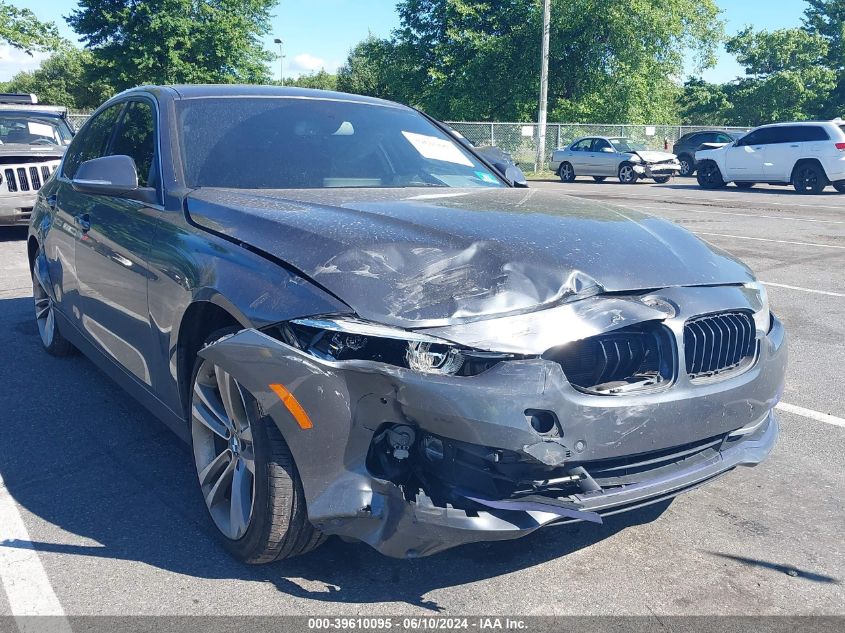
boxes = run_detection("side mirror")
[72,155,139,197]
[504,165,528,188]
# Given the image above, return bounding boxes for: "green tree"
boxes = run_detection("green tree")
[338,0,723,123]
[678,78,732,124]
[283,70,338,91]
[0,46,113,109]
[66,0,275,91]
[803,0,845,117]
[0,1,62,54]
[720,27,835,124]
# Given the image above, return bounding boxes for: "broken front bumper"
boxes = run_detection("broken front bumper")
[636,163,681,178]
[200,309,785,559]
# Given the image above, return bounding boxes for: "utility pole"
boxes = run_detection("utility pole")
[534,0,551,173]
[274,38,284,84]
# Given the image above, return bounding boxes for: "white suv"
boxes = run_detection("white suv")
[694,121,845,194]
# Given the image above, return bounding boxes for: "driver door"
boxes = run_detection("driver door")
[724,129,770,180]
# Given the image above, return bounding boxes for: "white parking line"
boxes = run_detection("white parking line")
[0,474,71,628]
[777,402,845,428]
[694,232,845,250]
[761,282,845,297]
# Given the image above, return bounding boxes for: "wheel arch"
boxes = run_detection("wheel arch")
[791,157,829,181]
[175,296,249,419]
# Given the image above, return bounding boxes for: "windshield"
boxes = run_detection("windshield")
[176,97,505,189]
[608,138,648,152]
[0,114,72,146]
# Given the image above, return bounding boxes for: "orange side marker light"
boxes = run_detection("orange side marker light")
[268,383,313,429]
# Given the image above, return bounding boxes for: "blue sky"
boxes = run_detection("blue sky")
[1,0,809,83]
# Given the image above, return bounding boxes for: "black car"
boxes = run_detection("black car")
[28,85,785,562]
[673,130,744,176]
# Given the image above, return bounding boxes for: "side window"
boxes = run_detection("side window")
[571,139,593,152]
[109,101,156,188]
[716,133,734,143]
[61,103,123,179]
[790,125,829,142]
[686,133,704,145]
[765,127,795,144]
[593,139,612,152]
[740,128,776,146]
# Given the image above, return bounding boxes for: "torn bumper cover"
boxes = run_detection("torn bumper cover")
[199,289,786,559]
[633,160,682,178]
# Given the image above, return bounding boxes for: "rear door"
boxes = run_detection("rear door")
[724,128,771,180]
[763,125,829,182]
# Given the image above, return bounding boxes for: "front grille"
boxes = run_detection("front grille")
[684,311,756,379]
[545,322,674,394]
[2,161,58,193]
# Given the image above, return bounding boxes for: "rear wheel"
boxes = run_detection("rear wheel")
[792,162,827,194]
[735,182,755,189]
[618,163,638,184]
[190,332,324,563]
[696,160,726,189]
[592,176,606,182]
[653,176,671,184]
[31,253,74,357]
[678,154,694,177]
[558,162,575,183]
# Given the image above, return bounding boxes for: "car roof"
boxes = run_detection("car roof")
[122,84,407,109]
[755,120,842,128]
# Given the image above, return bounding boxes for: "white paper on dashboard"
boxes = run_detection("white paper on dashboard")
[28,122,54,138]
[401,131,473,167]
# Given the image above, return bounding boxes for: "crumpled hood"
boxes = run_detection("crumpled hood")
[186,187,754,327]
[631,150,677,163]
[0,143,65,159]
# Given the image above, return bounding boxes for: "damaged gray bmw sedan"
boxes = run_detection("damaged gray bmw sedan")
[28,86,786,562]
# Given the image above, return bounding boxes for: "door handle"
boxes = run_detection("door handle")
[790,144,799,148]
[74,213,91,232]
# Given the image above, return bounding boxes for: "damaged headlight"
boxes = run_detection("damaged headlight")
[266,317,517,376]
[743,281,771,334]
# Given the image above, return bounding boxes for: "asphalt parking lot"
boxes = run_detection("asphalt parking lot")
[0,179,843,619]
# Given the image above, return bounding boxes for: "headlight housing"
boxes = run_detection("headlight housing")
[743,281,770,334]
[266,317,518,376]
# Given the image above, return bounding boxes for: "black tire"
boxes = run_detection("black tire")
[833,182,845,193]
[696,160,726,189]
[31,251,75,357]
[653,176,671,184]
[735,182,755,189]
[592,176,606,182]
[190,329,325,563]
[678,154,695,177]
[792,162,827,194]
[618,162,638,184]
[558,162,575,183]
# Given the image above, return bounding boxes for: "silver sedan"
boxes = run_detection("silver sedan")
[550,136,681,184]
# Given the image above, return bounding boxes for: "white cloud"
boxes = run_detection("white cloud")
[285,52,338,77]
[0,46,50,82]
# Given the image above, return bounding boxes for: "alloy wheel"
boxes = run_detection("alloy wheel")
[619,165,636,183]
[679,158,692,176]
[559,163,574,182]
[795,167,819,192]
[191,359,257,541]
[33,272,56,348]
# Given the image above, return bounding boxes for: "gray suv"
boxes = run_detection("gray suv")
[0,94,72,226]
[673,130,743,177]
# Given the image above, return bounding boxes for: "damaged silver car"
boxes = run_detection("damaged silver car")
[28,86,786,562]
[550,136,681,184]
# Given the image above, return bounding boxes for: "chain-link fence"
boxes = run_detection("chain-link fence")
[66,112,747,170]
[447,122,750,171]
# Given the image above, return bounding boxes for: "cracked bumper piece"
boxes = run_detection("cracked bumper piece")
[199,314,785,559]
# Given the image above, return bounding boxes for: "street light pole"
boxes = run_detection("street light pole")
[534,0,551,173]
[273,38,284,84]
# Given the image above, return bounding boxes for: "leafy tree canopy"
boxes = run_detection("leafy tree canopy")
[66,0,276,90]
[0,1,62,54]
[0,46,113,109]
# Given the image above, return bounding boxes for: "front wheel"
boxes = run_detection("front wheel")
[190,336,324,563]
[618,163,638,184]
[678,154,694,177]
[792,163,827,194]
[558,162,575,183]
[696,160,726,189]
[653,176,671,184]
